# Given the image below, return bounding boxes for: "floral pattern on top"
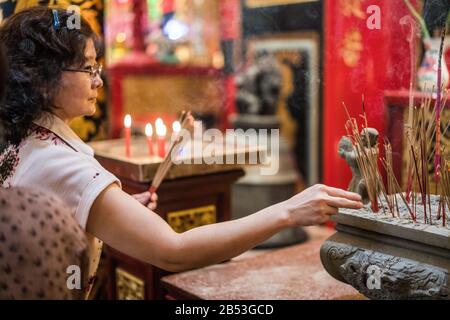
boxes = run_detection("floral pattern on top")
[0,124,72,187]
[0,144,20,188]
[30,123,67,147]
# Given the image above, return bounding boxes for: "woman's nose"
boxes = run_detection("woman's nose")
[92,75,103,89]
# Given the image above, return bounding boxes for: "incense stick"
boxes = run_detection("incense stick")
[148,111,194,194]
[434,27,446,183]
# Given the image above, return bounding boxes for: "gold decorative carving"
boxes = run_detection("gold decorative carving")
[340,0,366,19]
[115,268,145,300]
[340,29,363,68]
[123,75,222,117]
[167,205,217,233]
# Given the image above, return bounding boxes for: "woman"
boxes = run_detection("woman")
[0,43,91,299]
[0,7,362,284]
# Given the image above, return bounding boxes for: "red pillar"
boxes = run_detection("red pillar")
[323,0,415,188]
[219,0,241,130]
[132,0,147,52]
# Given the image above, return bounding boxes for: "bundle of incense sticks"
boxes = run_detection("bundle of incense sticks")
[381,141,415,221]
[340,27,450,226]
[343,101,389,213]
[148,111,194,195]
[343,87,448,226]
[404,86,449,226]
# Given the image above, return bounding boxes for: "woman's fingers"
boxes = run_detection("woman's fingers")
[131,193,147,202]
[131,191,158,210]
[148,202,157,210]
[326,195,363,210]
[324,205,339,216]
[147,192,158,210]
[288,184,363,227]
[139,192,150,201]
[323,186,362,201]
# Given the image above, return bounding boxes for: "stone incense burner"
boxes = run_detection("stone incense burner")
[320,195,450,300]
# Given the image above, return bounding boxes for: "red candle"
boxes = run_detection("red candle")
[124,114,132,158]
[145,123,154,157]
[155,118,167,158]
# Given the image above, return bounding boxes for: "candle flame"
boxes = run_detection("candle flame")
[155,117,164,127]
[124,114,132,128]
[156,121,167,137]
[172,121,181,133]
[145,123,153,137]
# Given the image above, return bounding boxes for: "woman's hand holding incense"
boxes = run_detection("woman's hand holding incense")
[132,191,158,210]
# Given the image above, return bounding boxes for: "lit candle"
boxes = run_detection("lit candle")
[145,123,154,157]
[124,114,132,158]
[171,120,184,159]
[155,118,167,158]
[171,120,181,142]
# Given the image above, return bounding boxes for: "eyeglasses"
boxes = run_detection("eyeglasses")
[62,63,103,80]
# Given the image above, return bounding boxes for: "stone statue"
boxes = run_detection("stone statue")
[360,127,379,148]
[232,51,307,248]
[338,128,379,204]
[235,52,282,116]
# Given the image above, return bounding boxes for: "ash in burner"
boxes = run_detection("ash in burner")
[360,193,450,230]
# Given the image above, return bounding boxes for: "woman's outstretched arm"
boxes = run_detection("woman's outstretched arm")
[86,184,362,272]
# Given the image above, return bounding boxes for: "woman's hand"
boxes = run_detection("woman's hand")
[131,191,158,210]
[282,184,363,226]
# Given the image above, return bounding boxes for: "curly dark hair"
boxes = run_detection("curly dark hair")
[0,45,6,146]
[0,6,101,145]
[0,45,6,102]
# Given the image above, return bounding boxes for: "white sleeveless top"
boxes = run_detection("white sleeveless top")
[1,112,121,298]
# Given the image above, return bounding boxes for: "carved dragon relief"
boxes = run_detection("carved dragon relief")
[321,241,449,300]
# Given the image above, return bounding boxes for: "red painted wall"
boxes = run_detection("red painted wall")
[323,0,416,188]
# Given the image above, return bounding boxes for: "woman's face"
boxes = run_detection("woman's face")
[52,38,103,122]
